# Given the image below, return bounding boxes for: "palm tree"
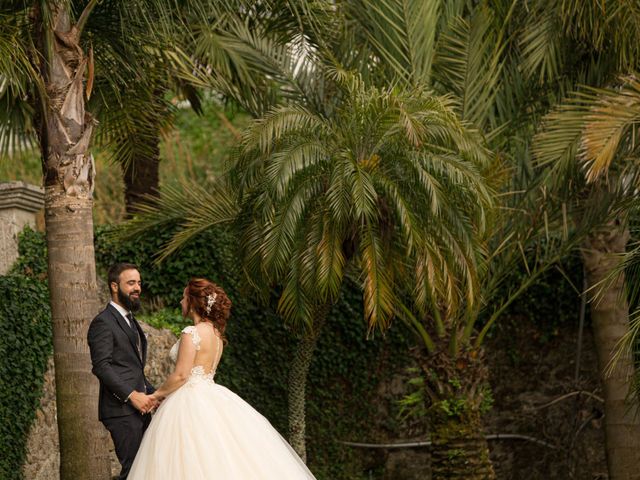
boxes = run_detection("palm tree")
[0,1,112,477]
[516,0,640,475]
[0,0,194,477]
[233,69,494,460]
[92,0,331,216]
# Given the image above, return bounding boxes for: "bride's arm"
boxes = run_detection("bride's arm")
[152,331,198,400]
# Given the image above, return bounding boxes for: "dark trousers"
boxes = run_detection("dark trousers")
[103,413,152,480]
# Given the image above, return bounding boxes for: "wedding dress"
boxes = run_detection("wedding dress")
[128,326,316,479]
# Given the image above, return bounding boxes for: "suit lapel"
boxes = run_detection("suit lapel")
[107,304,143,365]
[130,315,147,364]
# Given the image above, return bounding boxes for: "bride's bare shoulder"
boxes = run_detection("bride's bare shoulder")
[194,322,220,340]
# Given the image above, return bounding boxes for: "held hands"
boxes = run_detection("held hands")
[129,391,160,414]
[150,392,166,405]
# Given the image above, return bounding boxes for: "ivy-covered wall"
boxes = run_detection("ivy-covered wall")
[0,266,51,479]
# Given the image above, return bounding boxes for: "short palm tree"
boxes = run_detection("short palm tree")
[122,67,494,463]
[232,69,494,460]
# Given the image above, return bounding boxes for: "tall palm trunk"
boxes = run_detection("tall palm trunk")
[123,86,165,216]
[288,306,328,463]
[422,341,496,479]
[123,133,160,215]
[37,4,111,479]
[582,221,640,479]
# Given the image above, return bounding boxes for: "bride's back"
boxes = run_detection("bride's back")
[192,322,223,374]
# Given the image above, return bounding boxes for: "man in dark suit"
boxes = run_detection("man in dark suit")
[88,262,158,480]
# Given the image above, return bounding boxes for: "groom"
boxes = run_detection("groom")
[88,262,158,480]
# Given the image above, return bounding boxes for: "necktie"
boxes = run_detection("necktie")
[126,312,142,358]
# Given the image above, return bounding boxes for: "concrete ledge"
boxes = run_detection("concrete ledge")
[0,181,44,212]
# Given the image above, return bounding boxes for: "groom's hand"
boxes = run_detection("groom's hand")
[128,391,156,414]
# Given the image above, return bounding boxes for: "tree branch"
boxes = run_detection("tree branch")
[340,433,557,450]
[531,390,604,410]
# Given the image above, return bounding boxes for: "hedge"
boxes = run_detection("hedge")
[0,273,52,480]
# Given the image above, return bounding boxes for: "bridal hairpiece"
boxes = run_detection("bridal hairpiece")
[205,292,217,314]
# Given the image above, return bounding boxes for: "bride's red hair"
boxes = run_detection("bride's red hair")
[185,278,231,336]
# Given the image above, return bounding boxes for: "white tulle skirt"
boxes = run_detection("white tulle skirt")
[128,374,316,479]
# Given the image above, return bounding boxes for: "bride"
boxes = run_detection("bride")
[128,278,316,479]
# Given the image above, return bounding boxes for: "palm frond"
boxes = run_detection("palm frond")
[315,211,346,302]
[115,179,238,263]
[432,7,505,129]
[359,222,395,331]
[348,0,442,85]
[242,104,325,155]
[93,84,174,169]
[519,2,563,83]
[579,77,640,181]
[532,92,592,179]
[0,9,42,157]
[261,179,321,277]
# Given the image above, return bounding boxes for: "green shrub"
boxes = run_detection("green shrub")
[137,308,191,336]
[9,226,48,279]
[0,275,52,480]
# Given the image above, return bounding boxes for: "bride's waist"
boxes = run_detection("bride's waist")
[186,372,216,385]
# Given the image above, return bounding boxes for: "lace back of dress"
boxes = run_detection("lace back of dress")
[173,325,223,385]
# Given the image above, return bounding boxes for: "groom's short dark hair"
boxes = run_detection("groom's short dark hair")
[108,262,139,286]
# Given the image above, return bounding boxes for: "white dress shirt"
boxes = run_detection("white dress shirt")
[110,301,132,327]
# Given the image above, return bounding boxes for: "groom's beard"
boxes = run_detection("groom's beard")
[117,286,141,312]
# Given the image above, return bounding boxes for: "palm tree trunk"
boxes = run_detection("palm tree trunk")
[431,411,495,479]
[288,306,328,463]
[582,221,640,479]
[38,4,111,479]
[422,342,496,479]
[122,85,165,216]
[123,133,160,216]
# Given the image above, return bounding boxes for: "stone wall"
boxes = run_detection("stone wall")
[0,182,44,275]
[22,323,177,480]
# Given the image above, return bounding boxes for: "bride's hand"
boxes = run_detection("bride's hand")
[129,391,156,414]
[151,392,165,404]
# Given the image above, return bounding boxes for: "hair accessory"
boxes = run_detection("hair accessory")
[205,292,217,314]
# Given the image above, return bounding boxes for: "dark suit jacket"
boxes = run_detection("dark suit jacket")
[87,303,154,421]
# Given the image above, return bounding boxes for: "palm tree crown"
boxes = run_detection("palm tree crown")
[234,70,494,333]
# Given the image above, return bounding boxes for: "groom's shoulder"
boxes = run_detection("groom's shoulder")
[92,304,115,323]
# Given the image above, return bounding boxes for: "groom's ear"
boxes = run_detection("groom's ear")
[110,282,118,294]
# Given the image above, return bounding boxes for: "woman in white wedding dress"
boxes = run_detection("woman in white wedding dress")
[128,278,316,479]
